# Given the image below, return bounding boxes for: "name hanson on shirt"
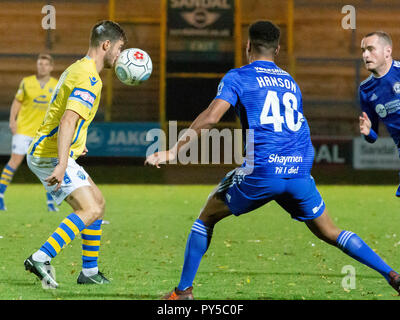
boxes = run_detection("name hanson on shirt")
[254,66,297,93]
[256,75,297,93]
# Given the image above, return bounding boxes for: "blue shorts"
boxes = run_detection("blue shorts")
[217,168,325,222]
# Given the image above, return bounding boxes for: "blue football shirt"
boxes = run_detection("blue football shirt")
[215,60,315,178]
[359,60,400,145]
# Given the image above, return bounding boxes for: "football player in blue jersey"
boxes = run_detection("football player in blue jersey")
[359,31,400,195]
[146,21,400,300]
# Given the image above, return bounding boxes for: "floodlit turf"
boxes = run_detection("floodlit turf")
[0,184,400,300]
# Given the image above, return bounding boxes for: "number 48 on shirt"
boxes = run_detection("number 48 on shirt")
[260,90,304,132]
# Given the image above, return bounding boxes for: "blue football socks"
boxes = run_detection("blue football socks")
[81,219,103,276]
[0,165,16,210]
[177,219,213,291]
[336,230,393,281]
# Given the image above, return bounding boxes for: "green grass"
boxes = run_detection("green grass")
[0,184,400,300]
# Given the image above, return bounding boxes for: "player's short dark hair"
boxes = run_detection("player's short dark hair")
[37,53,53,65]
[249,21,280,54]
[90,20,127,47]
[364,31,392,47]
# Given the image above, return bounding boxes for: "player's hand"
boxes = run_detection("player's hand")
[45,164,67,191]
[145,150,175,168]
[359,112,372,136]
[81,146,88,156]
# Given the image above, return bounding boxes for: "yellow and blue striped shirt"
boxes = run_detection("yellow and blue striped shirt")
[28,56,102,159]
[15,75,58,137]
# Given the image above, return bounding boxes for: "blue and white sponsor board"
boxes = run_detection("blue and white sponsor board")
[0,122,12,155]
[0,121,160,157]
[353,136,400,169]
[86,122,160,157]
[2,119,398,166]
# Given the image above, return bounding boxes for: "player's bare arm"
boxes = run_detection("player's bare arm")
[45,109,80,190]
[8,98,22,135]
[359,112,372,136]
[145,98,231,168]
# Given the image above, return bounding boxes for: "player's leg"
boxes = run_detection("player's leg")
[181,187,232,285]
[24,156,107,286]
[279,176,400,293]
[304,208,341,245]
[1,135,32,210]
[66,177,109,284]
[36,185,102,259]
[0,153,24,210]
[164,168,271,299]
[26,185,105,287]
[37,185,103,260]
[305,209,400,292]
[0,134,57,211]
[163,186,232,300]
[6,153,25,170]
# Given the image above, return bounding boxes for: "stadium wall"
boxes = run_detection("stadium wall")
[1,0,399,124]
[1,0,400,185]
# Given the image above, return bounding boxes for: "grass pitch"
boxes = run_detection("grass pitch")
[0,183,399,300]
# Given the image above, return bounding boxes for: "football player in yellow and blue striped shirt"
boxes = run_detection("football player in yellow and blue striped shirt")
[24,21,127,287]
[0,54,58,211]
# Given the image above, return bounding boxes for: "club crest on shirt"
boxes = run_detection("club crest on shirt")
[89,76,99,86]
[393,82,400,94]
[375,104,387,118]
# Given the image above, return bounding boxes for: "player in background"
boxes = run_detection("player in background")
[359,31,400,195]
[146,21,400,299]
[24,20,127,288]
[0,54,58,211]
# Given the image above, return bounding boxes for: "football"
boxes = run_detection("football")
[114,48,153,86]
